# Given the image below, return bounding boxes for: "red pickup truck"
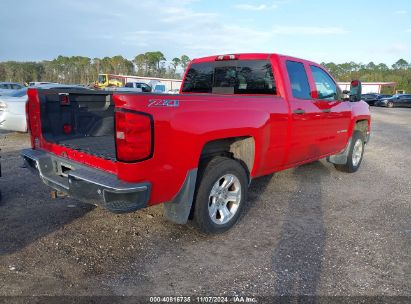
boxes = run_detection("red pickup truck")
[22,53,370,234]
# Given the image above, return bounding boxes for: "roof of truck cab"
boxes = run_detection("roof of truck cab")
[191,53,321,66]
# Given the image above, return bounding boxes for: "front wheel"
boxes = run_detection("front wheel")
[193,157,248,234]
[387,101,394,108]
[334,131,365,173]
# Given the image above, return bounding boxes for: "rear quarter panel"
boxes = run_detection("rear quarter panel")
[114,93,288,205]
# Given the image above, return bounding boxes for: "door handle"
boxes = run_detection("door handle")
[322,109,331,113]
[293,109,305,114]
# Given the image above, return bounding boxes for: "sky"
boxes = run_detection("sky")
[0,0,410,65]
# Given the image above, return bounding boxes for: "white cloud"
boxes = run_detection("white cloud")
[271,26,348,35]
[235,3,277,11]
[393,10,407,15]
[384,43,409,53]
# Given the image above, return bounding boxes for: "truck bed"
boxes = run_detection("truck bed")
[38,89,116,161]
[58,135,116,160]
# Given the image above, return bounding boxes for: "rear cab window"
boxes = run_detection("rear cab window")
[182,60,276,95]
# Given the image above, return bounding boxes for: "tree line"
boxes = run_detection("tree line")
[0,52,191,85]
[0,54,410,93]
[321,59,411,93]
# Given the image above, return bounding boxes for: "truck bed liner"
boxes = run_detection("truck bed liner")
[59,135,116,160]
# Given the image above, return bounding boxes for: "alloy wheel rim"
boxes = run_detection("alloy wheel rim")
[352,139,363,167]
[208,174,242,225]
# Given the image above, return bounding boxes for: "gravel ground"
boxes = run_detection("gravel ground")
[0,107,409,298]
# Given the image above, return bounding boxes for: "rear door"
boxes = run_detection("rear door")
[284,60,326,165]
[308,65,352,155]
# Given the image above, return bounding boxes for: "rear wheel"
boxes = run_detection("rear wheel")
[193,157,248,234]
[334,131,365,173]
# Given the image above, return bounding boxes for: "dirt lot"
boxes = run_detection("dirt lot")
[0,107,410,298]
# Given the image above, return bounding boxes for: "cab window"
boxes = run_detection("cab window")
[285,61,311,99]
[310,66,339,100]
[182,60,276,95]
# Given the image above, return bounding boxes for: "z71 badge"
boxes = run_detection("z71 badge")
[148,99,179,107]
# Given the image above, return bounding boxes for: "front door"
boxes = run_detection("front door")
[284,60,327,165]
[308,65,352,155]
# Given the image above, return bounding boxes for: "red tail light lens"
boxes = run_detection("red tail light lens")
[27,88,41,148]
[63,123,72,134]
[115,111,153,162]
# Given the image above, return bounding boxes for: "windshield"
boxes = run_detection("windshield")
[98,74,107,84]
[4,87,28,97]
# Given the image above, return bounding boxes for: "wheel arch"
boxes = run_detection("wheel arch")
[199,136,255,182]
[354,119,370,143]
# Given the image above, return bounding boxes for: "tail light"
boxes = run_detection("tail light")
[27,88,41,148]
[115,110,153,162]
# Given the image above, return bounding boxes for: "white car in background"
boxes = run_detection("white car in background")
[0,82,24,96]
[0,87,28,132]
[0,84,88,133]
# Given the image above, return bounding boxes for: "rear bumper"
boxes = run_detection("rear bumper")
[21,149,151,213]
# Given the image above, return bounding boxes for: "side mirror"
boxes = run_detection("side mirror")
[349,80,362,102]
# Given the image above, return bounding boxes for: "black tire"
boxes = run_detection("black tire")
[387,101,394,108]
[193,156,248,234]
[334,131,365,173]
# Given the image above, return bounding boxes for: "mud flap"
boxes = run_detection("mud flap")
[163,169,197,224]
[327,138,352,165]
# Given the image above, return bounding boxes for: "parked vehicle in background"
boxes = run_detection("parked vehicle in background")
[95,74,124,89]
[95,73,183,91]
[22,53,371,234]
[0,82,24,96]
[147,80,167,93]
[361,93,380,106]
[361,93,392,106]
[0,84,88,133]
[376,94,411,108]
[168,89,180,94]
[152,83,166,93]
[29,82,57,87]
[122,82,152,92]
[0,88,28,132]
